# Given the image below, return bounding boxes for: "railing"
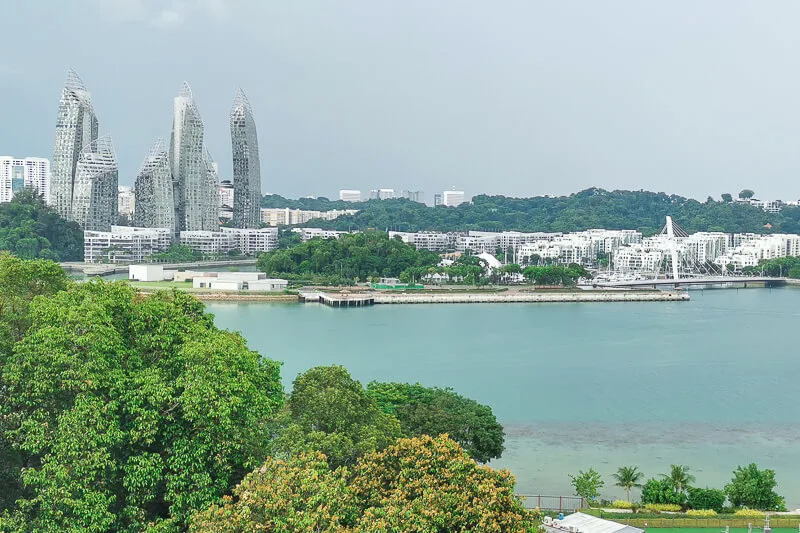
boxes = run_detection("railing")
[517,495,587,512]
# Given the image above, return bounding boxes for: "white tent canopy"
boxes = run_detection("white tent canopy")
[543,513,643,533]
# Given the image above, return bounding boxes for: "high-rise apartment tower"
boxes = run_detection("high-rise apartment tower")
[230,89,262,228]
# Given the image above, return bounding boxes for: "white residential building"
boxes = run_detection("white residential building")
[260,208,357,226]
[339,189,362,202]
[293,228,353,241]
[369,188,395,200]
[118,185,135,218]
[389,231,454,251]
[180,227,278,256]
[84,226,172,263]
[442,190,466,207]
[0,157,51,204]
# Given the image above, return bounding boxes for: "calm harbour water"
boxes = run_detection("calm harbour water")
[206,288,800,507]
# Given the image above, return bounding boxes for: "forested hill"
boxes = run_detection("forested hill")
[0,190,83,261]
[271,189,800,235]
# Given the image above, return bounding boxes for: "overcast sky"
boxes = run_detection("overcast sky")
[2,1,799,201]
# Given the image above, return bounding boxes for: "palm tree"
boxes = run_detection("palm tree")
[663,464,695,494]
[612,466,644,502]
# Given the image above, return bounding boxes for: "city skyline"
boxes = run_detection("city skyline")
[5,2,800,202]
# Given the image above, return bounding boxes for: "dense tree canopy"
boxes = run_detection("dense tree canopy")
[641,477,685,506]
[724,463,786,511]
[0,190,84,261]
[366,381,505,463]
[256,231,440,283]
[0,254,72,511]
[191,435,536,533]
[0,281,284,532]
[272,189,800,235]
[269,366,401,469]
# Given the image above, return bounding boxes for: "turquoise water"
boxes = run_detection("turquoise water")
[206,289,800,507]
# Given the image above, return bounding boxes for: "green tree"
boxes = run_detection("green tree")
[687,487,726,512]
[569,468,604,503]
[270,366,401,469]
[0,190,83,261]
[366,382,505,463]
[192,435,536,533]
[641,478,684,506]
[0,281,284,532]
[738,189,755,200]
[663,464,695,494]
[612,466,644,502]
[724,463,786,511]
[721,193,733,203]
[152,244,201,263]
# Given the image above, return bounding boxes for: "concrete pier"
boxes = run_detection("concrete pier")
[372,291,689,304]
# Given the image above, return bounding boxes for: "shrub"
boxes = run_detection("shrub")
[641,478,685,506]
[687,487,726,513]
[734,509,765,518]
[644,503,682,513]
[612,500,633,509]
[687,509,718,517]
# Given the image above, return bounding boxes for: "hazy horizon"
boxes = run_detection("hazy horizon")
[2,1,799,202]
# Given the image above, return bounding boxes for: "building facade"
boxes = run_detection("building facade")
[71,137,118,232]
[0,157,51,203]
[134,138,175,231]
[260,207,357,226]
[369,189,395,200]
[84,226,172,263]
[179,227,277,256]
[339,189,362,202]
[52,69,99,220]
[230,89,262,228]
[118,185,135,219]
[442,190,466,207]
[171,83,212,232]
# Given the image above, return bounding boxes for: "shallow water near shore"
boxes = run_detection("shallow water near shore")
[206,288,800,507]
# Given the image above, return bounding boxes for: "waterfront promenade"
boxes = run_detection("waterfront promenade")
[298,289,689,306]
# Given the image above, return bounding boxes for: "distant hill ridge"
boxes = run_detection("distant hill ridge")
[262,188,800,235]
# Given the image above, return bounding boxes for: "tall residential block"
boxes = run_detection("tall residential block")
[230,89,262,228]
[339,189,362,202]
[0,157,51,203]
[202,148,220,230]
[134,138,175,230]
[443,190,466,207]
[71,136,118,231]
[170,82,210,232]
[52,69,99,220]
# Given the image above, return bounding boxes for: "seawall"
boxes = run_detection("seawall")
[372,291,689,304]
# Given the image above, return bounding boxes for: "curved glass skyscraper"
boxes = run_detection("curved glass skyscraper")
[71,136,118,232]
[52,69,99,221]
[134,138,175,231]
[203,148,220,230]
[171,82,213,232]
[230,89,262,228]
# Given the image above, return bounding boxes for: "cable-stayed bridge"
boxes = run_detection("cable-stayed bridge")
[597,217,787,288]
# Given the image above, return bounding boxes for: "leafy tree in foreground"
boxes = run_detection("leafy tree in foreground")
[0,281,284,532]
[687,487,726,512]
[570,468,604,503]
[0,255,71,511]
[663,464,696,495]
[613,465,645,502]
[641,477,685,506]
[366,381,505,463]
[191,435,536,533]
[269,366,401,469]
[724,463,786,511]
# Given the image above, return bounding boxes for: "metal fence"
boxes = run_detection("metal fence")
[517,495,587,512]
